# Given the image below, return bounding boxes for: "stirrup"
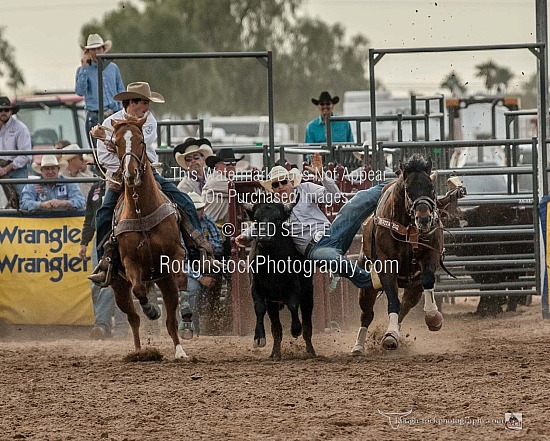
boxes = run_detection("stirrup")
[87,258,113,288]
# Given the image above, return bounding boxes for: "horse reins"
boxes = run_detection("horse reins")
[89,124,123,186]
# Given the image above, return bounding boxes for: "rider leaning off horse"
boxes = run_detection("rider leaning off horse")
[88,82,214,286]
[235,153,465,289]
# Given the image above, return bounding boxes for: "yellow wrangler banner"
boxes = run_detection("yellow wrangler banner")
[0,214,94,325]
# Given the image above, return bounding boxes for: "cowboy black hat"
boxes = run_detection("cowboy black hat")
[205,148,244,168]
[173,137,214,168]
[311,91,339,106]
[0,96,19,114]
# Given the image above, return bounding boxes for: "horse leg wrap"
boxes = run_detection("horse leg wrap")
[424,289,443,331]
[382,313,400,350]
[423,289,439,318]
[141,303,161,321]
[351,327,368,355]
[387,312,399,335]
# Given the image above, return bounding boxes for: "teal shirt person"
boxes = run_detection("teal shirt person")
[305,91,354,144]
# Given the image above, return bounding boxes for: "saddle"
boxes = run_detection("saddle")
[113,191,179,238]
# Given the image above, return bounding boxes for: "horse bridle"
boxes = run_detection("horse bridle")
[404,187,438,232]
[117,125,148,182]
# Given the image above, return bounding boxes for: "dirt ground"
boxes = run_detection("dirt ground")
[0,296,548,440]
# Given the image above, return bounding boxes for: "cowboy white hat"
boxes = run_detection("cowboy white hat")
[173,138,214,168]
[60,144,91,162]
[113,82,165,103]
[31,155,68,174]
[353,142,370,162]
[260,165,302,192]
[82,33,112,52]
[187,191,206,210]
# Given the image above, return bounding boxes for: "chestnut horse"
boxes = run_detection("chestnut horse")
[110,117,188,359]
[352,154,444,354]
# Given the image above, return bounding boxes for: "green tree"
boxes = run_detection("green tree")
[517,72,537,108]
[0,28,25,95]
[81,0,370,132]
[440,70,467,97]
[494,66,514,94]
[475,60,498,92]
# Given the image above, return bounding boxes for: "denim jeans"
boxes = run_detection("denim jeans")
[86,111,99,149]
[95,170,201,259]
[308,183,385,289]
[91,244,128,333]
[179,276,201,334]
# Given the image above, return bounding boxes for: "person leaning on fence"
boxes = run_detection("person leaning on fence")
[203,148,244,257]
[305,91,354,144]
[20,155,85,212]
[75,33,125,148]
[178,191,223,339]
[60,144,94,198]
[174,137,214,195]
[88,81,215,286]
[79,166,128,340]
[0,96,32,208]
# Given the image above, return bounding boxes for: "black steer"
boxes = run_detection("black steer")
[247,203,315,359]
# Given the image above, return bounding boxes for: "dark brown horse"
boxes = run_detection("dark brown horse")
[352,154,444,354]
[110,117,188,359]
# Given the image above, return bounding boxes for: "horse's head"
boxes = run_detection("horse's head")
[112,116,148,187]
[400,154,437,233]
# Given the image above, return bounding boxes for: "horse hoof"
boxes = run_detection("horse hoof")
[141,303,161,320]
[425,311,443,331]
[175,344,189,360]
[381,333,399,350]
[291,325,302,339]
[253,337,266,348]
[351,345,365,356]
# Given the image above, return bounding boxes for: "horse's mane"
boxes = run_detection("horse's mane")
[112,115,146,132]
[403,154,431,175]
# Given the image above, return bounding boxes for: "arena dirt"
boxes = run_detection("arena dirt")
[1,297,548,440]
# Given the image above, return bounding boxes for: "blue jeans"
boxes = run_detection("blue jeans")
[86,111,98,148]
[91,244,128,333]
[179,277,201,333]
[308,183,385,289]
[95,170,201,259]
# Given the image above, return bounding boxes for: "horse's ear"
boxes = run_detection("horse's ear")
[111,119,124,130]
[398,160,405,178]
[426,157,433,174]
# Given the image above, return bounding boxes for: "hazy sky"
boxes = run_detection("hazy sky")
[0,0,543,97]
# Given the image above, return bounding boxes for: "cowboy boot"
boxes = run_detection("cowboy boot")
[179,213,224,275]
[88,240,116,287]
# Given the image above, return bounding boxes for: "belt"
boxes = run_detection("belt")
[304,229,326,257]
[304,238,317,258]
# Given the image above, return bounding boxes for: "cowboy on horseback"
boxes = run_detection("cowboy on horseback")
[88,82,214,286]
